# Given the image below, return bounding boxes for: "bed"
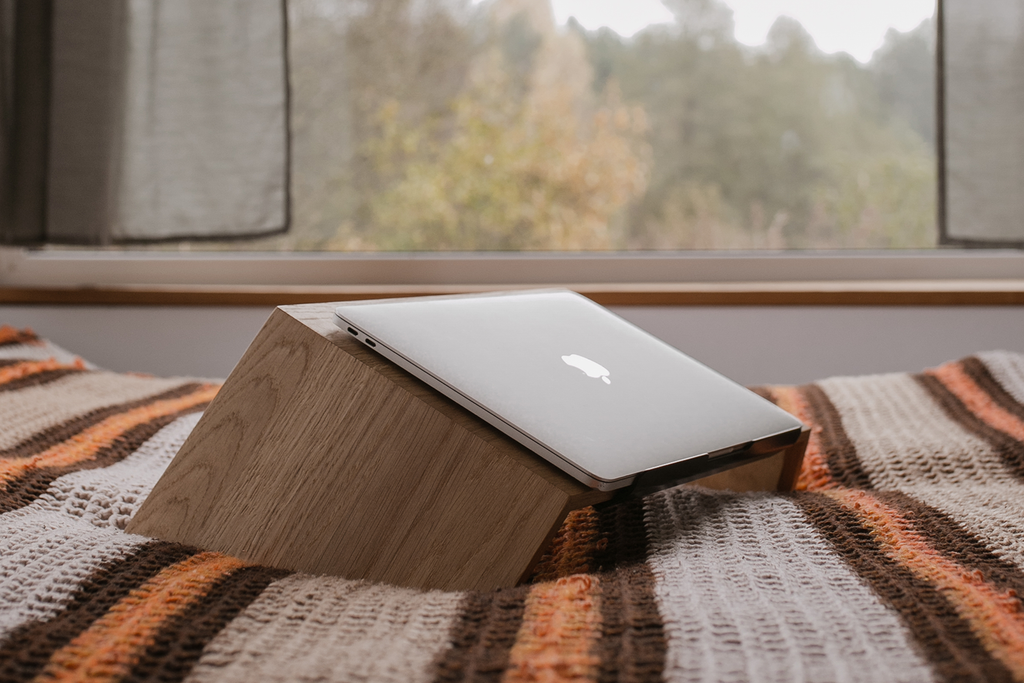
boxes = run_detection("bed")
[1,325,1022,683]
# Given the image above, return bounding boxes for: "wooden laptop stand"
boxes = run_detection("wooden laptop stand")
[128,302,809,592]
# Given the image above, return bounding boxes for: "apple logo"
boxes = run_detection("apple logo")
[561,354,611,384]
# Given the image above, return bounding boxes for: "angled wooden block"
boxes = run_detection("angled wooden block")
[687,425,809,493]
[128,301,809,591]
[128,302,612,591]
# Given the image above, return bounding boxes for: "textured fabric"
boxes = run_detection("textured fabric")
[647,491,935,683]
[2,330,1024,682]
[45,1,288,243]
[186,574,464,683]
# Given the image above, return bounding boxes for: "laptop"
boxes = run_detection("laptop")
[334,289,803,492]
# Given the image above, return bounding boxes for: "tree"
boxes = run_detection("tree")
[361,2,649,250]
[280,0,935,251]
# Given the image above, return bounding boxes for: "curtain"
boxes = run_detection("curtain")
[942,0,1024,247]
[2,0,289,245]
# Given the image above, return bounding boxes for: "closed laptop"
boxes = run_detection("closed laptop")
[334,289,803,491]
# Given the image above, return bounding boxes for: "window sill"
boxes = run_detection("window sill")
[1,248,1022,305]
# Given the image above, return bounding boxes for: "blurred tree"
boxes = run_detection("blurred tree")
[362,0,649,250]
[277,0,936,251]
[872,18,936,148]
[577,2,935,249]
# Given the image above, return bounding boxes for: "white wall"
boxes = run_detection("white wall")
[619,306,1024,385]
[0,304,1021,385]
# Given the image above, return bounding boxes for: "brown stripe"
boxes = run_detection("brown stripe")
[962,357,1024,421]
[0,358,85,389]
[530,507,602,582]
[530,496,650,583]
[37,552,247,683]
[0,367,87,394]
[929,363,1024,444]
[0,403,211,514]
[876,490,1024,604]
[794,492,1013,683]
[594,564,666,683]
[829,489,1024,678]
[0,387,211,516]
[0,542,197,682]
[592,497,649,571]
[526,497,663,683]
[915,373,1024,479]
[0,326,40,347]
[0,382,204,461]
[801,384,873,489]
[0,385,217,486]
[432,586,531,683]
[122,565,290,683]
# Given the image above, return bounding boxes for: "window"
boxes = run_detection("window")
[279,0,940,252]
[0,0,1022,292]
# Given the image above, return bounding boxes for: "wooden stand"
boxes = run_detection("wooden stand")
[128,302,808,591]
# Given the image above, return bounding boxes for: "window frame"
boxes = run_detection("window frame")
[3,0,1022,304]
[0,247,1021,307]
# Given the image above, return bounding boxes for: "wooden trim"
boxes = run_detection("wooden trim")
[1,280,1023,307]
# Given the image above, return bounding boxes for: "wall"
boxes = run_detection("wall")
[0,304,1020,385]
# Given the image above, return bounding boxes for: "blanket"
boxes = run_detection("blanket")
[1,325,1023,683]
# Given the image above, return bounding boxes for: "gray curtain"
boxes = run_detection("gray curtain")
[2,0,289,245]
[942,0,1024,247]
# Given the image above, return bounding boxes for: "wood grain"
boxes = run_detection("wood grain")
[3,280,1024,307]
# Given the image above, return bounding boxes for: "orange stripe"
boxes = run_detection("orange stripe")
[504,575,602,683]
[35,552,245,683]
[0,325,39,346]
[928,362,1024,442]
[530,507,601,583]
[0,384,218,488]
[773,385,833,491]
[827,489,1024,679]
[0,358,85,386]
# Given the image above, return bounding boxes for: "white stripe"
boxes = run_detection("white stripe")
[0,415,199,639]
[819,374,1013,488]
[977,351,1024,406]
[648,488,936,683]
[25,413,200,530]
[0,512,146,640]
[0,372,190,451]
[0,340,95,368]
[185,573,464,683]
[820,373,1024,569]
[896,483,1024,568]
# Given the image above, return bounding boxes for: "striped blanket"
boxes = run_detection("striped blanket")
[1,326,1024,683]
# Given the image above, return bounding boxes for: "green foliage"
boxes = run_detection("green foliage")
[364,51,648,250]
[283,0,936,251]
[582,5,936,249]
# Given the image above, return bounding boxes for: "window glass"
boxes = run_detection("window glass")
[132,0,940,251]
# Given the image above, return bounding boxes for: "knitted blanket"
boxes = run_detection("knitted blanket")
[1,326,1023,683]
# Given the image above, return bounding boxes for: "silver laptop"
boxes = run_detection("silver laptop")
[334,289,802,492]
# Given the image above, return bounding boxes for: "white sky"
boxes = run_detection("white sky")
[549,0,936,63]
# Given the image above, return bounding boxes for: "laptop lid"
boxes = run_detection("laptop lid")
[334,289,803,491]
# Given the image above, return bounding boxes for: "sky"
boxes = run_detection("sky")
[548,0,936,63]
